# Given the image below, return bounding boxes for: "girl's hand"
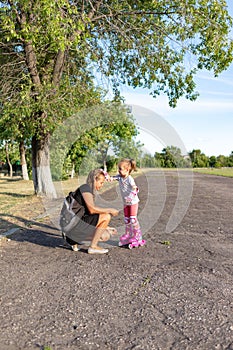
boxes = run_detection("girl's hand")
[103,171,113,182]
[125,188,139,203]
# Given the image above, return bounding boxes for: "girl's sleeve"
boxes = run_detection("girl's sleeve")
[129,175,137,188]
[112,174,120,181]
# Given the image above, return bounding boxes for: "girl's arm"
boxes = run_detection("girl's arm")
[125,176,139,203]
[129,175,139,193]
[103,171,120,182]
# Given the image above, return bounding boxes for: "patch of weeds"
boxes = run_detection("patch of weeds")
[160,240,171,246]
[36,215,50,222]
[133,275,151,295]
[25,221,34,228]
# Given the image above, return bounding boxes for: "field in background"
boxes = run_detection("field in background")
[0,176,83,235]
[194,167,233,177]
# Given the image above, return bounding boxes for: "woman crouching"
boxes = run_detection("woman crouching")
[64,169,118,254]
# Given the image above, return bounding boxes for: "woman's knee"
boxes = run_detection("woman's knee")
[98,213,111,225]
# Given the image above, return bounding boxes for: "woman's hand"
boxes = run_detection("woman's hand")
[109,208,119,216]
[82,192,119,216]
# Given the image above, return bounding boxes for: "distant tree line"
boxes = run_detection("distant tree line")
[2,142,232,179]
[140,146,233,168]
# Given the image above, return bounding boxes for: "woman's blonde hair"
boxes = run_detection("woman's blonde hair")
[86,168,105,194]
[118,158,137,174]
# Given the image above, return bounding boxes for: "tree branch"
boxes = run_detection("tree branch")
[52,50,66,86]
[24,40,41,86]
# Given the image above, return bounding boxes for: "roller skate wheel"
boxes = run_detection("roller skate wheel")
[119,241,130,247]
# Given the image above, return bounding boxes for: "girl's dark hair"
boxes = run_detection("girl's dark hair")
[119,158,137,174]
[86,168,105,194]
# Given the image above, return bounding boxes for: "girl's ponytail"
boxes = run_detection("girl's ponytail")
[129,159,137,173]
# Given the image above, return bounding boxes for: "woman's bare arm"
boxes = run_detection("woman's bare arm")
[82,192,118,216]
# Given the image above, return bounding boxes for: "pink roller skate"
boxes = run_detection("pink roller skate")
[128,229,146,249]
[119,232,131,246]
[128,237,146,249]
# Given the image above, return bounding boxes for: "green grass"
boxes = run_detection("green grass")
[0,174,116,235]
[0,175,90,233]
[193,167,233,178]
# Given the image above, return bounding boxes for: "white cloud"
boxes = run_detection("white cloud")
[123,91,233,116]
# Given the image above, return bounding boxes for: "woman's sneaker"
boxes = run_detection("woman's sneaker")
[88,247,109,254]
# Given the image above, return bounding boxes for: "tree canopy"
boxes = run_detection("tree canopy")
[0,0,233,196]
[1,0,232,112]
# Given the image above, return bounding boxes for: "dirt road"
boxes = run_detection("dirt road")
[0,171,232,350]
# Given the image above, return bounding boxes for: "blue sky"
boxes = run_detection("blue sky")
[121,1,233,157]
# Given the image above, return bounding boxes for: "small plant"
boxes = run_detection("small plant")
[25,221,33,227]
[133,275,151,295]
[160,240,171,246]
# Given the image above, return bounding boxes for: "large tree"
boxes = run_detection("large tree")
[50,103,138,179]
[189,149,209,167]
[0,0,232,196]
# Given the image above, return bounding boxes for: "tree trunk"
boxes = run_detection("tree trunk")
[103,160,107,172]
[71,163,75,179]
[31,133,57,198]
[99,146,108,171]
[5,142,13,177]
[19,140,29,180]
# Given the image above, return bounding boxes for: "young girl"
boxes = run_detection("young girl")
[111,158,146,248]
